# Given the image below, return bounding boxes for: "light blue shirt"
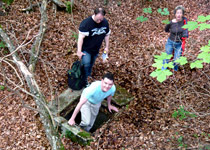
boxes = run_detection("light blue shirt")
[81,81,116,104]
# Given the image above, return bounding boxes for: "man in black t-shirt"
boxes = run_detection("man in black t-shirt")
[77,8,111,86]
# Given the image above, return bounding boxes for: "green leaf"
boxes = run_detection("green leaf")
[198,23,210,30]
[208,40,210,46]
[0,41,5,48]
[174,57,188,65]
[200,45,210,52]
[2,0,14,5]
[190,60,203,69]
[182,21,198,31]
[143,7,152,14]
[157,69,172,82]
[157,8,169,16]
[197,15,207,22]
[206,15,210,20]
[0,85,5,91]
[154,52,172,60]
[162,19,170,24]
[198,52,210,63]
[136,16,148,22]
[172,111,178,118]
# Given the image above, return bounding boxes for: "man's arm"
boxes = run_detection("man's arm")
[104,34,110,54]
[107,95,118,112]
[68,96,88,126]
[77,33,86,59]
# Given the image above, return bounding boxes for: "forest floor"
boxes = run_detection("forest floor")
[0,0,210,149]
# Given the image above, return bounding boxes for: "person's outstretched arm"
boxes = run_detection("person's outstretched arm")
[68,97,88,126]
[104,34,110,54]
[107,95,118,112]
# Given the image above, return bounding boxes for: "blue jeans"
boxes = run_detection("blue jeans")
[163,38,182,71]
[81,51,98,82]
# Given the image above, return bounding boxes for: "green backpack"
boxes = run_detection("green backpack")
[67,61,85,90]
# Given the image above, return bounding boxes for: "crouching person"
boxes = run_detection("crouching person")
[68,72,118,132]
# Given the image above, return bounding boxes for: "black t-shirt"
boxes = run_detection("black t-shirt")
[79,16,110,55]
[165,17,188,42]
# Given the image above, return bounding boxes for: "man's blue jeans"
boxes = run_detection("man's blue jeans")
[163,38,182,71]
[81,51,98,83]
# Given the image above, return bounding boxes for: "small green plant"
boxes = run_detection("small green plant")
[162,19,170,24]
[136,16,148,22]
[150,52,173,82]
[177,136,188,148]
[157,8,169,16]
[172,106,197,120]
[143,7,152,14]
[2,0,14,5]
[65,1,73,14]
[0,41,5,48]
[72,31,78,41]
[0,85,5,91]
[190,41,210,69]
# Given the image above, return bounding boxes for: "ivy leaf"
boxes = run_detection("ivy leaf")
[136,16,148,22]
[143,7,152,14]
[182,21,198,31]
[162,19,170,24]
[197,15,207,22]
[208,40,210,46]
[190,60,203,69]
[198,23,210,30]
[174,56,188,65]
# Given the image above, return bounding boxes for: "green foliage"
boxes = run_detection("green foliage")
[157,8,169,16]
[197,15,210,22]
[0,85,5,91]
[177,136,187,148]
[65,1,73,14]
[162,19,170,24]
[183,15,210,31]
[78,131,91,138]
[136,16,148,22]
[2,0,14,5]
[174,56,188,65]
[172,106,197,120]
[150,69,172,83]
[143,7,152,14]
[190,60,203,69]
[182,21,198,31]
[197,45,210,63]
[150,52,174,82]
[0,41,5,48]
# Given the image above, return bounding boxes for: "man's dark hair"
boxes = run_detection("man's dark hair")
[94,8,106,16]
[103,72,114,81]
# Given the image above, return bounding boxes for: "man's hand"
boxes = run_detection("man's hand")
[108,105,118,113]
[77,51,86,60]
[68,118,75,126]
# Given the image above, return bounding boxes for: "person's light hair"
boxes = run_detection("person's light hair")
[174,5,185,15]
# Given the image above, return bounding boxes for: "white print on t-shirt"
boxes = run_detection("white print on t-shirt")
[91,27,107,36]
